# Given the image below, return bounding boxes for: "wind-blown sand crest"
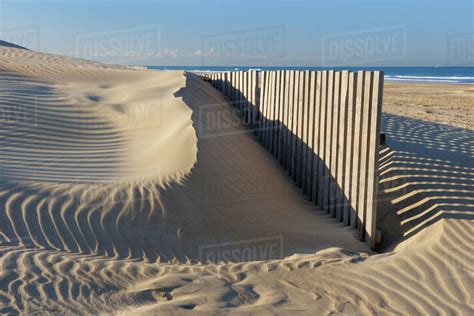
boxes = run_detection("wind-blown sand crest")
[0,45,472,314]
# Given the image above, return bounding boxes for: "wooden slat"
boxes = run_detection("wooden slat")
[261,71,267,145]
[264,71,270,148]
[258,71,267,142]
[272,71,279,156]
[271,71,277,154]
[311,71,322,204]
[227,72,231,100]
[286,71,295,173]
[241,71,246,123]
[295,71,305,186]
[222,72,226,97]
[228,72,232,99]
[254,71,259,135]
[224,72,228,98]
[274,71,282,160]
[365,71,384,248]
[263,71,271,148]
[265,71,272,145]
[221,72,224,91]
[236,71,241,111]
[263,71,271,144]
[239,72,244,118]
[282,71,290,168]
[229,72,233,102]
[250,70,258,130]
[280,71,288,168]
[293,71,301,183]
[235,71,239,107]
[276,71,282,161]
[240,71,245,114]
[322,71,334,212]
[278,71,286,165]
[329,71,341,217]
[247,71,255,126]
[351,71,365,228]
[221,72,224,92]
[300,71,310,192]
[278,70,286,158]
[317,71,328,210]
[336,71,350,222]
[243,71,249,125]
[268,71,275,153]
[244,71,247,112]
[234,71,238,104]
[304,71,315,199]
[357,71,373,239]
[343,72,356,225]
[246,71,252,127]
[288,70,295,176]
[290,71,300,180]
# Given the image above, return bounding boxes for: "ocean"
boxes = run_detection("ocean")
[146,66,474,85]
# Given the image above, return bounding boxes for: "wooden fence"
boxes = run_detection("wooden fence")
[205,70,384,248]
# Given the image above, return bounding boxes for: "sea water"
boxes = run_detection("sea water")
[147,66,474,85]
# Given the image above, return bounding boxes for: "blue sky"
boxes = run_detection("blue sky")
[0,0,472,66]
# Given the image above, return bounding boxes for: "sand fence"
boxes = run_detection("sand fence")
[205,70,384,249]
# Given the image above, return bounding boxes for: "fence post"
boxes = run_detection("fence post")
[336,71,350,222]
[344,72,357,225]
[365,71,384,248]
[276,71,284,162]
[250,70,258,131]
[258,71,267,143]
[317,71,328,211]
[311,71,321,204]
[303,71,316,201]
[329,71,341,217]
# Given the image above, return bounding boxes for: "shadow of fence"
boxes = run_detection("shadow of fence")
[377,113,474,248]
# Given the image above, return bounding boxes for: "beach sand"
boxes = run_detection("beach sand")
[384,82,474,130]
[0,45,472,314]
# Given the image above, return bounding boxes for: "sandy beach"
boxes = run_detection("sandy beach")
[384,82,474,130]
[0,45,473,314]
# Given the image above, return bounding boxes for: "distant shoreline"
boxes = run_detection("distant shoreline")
[143,66,474,85]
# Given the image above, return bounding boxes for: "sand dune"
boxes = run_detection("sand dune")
[0,45,472,314]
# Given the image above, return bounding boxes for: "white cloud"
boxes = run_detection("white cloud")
[193,48,216,58]
[160,48,179,58]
